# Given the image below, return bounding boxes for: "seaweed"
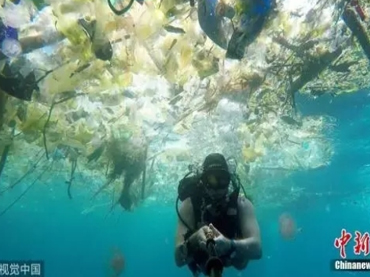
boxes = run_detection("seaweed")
[92,178,115,199]
[281,116,302,127]
[70,63,91,78]
[87,144,106,163]
[0,149,45,196]
[118,159,145,210]
[0,91,7,130]
[91,137,147,211]
[0,120,15,180]
[140,145,148,200]
[43,91,86,160]
[66,159,77,199]
[342,5,370,61]
[0,158,54,217]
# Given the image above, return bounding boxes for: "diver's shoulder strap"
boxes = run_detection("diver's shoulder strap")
[190,195,202,230]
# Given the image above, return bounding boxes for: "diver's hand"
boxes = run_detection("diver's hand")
[209,224,232,256]
[189,225,210,251]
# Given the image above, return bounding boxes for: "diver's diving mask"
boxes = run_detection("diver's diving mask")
[202,169,231,190]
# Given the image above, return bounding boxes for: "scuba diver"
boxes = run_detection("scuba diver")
[106,0,276,60]
[197,0,277,60]
[174,153,262,276]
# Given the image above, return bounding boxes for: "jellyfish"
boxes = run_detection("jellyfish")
[108,247,125,277]
[278,212,301,240]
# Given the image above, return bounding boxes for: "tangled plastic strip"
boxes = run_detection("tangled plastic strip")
[107,0,135,15]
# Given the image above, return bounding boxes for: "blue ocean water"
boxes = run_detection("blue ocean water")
[0,90,369,277]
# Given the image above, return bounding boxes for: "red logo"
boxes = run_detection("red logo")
[334,229,370,259]
[334,229,352,259]
[354,231,370,256]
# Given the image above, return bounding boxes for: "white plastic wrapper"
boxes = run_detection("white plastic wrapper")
[1,38,22,57]
[0,2,31,28]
